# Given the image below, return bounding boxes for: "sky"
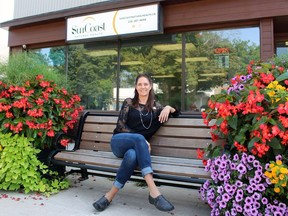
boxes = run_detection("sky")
[0,0,14,62]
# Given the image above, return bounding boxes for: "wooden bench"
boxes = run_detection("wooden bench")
[48,111,220,189]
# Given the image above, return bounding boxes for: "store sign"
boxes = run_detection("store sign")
[66,4,162,42]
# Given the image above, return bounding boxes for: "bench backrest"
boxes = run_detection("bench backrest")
[78,112,221,159]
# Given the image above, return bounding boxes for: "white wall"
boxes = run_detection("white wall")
[0,0,14,63]
[13,0,109,19]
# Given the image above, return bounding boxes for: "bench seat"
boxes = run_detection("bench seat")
[49,111,222,188]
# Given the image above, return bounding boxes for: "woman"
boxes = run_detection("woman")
[93,74,178,212]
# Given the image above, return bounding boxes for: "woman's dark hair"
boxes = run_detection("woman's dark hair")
[132,73,155,111]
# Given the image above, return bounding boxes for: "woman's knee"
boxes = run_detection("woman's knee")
[134,135,147,147]
[123,149,137,165]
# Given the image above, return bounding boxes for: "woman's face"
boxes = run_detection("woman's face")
[135,76,152,97]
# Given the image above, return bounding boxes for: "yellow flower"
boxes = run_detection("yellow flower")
[275,85,285,90]
[281,182,287,187]
[276,160,282,165]
[271,179,278,184]
[272,81,279,86]
[279,174,285,180]
[274,187,281,193]
[269,163,275,168]
[280,167,288,174]
[267,91,275,97]
[264,171,272,179]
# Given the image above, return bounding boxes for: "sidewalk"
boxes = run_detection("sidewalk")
[0,173,211,216]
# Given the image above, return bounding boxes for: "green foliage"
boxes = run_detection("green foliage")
[0,133,69,196]
[269,54,288,68]
[0,52,67,87]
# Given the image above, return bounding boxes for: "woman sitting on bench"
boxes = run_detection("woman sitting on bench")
[93,73,178,212]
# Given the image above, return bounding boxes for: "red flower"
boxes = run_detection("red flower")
[196,148,205,159]
[47,130,55,137]
[60,139,70,147]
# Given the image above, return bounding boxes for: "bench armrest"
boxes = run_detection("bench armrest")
[53,132,79,151]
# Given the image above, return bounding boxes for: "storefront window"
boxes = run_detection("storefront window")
[31,47,66,76]
[184,28,260,112]
[67,43,118,110]
[31,27,260,112]
[119,34,182,110]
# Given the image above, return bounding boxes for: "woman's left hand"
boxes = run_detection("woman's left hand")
[158,106,172,123]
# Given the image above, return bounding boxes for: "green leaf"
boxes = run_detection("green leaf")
[215,117,224,126]
[276,72,288,82]
[247,137,260,150]
[228,116,238,130]
[267,137,282,150]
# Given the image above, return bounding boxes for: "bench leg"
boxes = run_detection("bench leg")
[78,169,89,181]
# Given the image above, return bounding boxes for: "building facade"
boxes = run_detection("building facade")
[1,0,288,113]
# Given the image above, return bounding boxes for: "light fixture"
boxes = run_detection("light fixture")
[285,41,288,46]
[120,61,144,65]
[200,73,226,76]
[152,75,175,78]
[175,57,209,63]
[86,50,117,57]
[153,43,195,51]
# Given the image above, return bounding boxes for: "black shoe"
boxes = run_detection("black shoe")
[149,194,174,212]
[93,196,111,211]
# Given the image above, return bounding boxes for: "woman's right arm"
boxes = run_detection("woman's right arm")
[114,98,132,133]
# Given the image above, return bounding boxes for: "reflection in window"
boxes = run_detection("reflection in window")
[67,43,117,110]
[184,27,260,112]
[119,34,182,110]
[30,27,260,113]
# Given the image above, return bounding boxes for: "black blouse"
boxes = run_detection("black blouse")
[113,98,179,141]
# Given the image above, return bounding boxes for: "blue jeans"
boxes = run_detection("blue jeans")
[111,133,153,189]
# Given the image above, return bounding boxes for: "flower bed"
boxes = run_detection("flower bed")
[0,75,83,149]
[201,61,288,215]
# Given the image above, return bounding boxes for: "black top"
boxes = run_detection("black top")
[113,98,179,141]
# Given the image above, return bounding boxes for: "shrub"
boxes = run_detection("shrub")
[0,133,69,196]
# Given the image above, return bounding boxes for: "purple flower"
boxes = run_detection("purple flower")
[234,203,243,212]
[217,186,224,194]
[230,162,236,170]
[236,163,247,174]
[235,189,243,202]
[253,160,260,167]
[238,84,245,91]
[219,200,227,209]
[247,74,252,80]
[275,155,282,161]
[240,75,246,81]
[222,193,231,202]
[247,155,255,163]
[247,185,254,193]
[261,197,268,205]
[235,180,243,187]
[233,154,239,161]
[256,183,266,192]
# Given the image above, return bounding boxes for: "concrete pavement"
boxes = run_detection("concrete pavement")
[0,173,211,216]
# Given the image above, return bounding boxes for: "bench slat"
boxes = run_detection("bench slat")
[54,150,210,178]
[83,124,115,133]
[81,132,112,142]
[85,115,215,127]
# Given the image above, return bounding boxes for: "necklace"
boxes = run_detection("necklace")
[139,108,152,129]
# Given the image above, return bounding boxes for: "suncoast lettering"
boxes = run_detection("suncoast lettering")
[71,22,105,35]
